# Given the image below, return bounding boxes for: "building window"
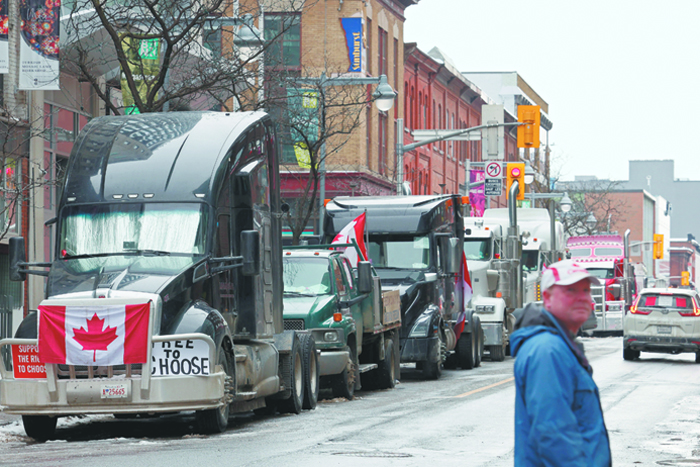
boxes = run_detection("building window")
[378,28,387,76]
[264,13,301,69]
[378,113,387,175]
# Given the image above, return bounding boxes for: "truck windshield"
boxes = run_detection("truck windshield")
[59,203,208,257]
[586,268,614,279]
[464,238,491,261]
[283,258,331,295]
[522,250,540,272]
[367,235,430,270]
[570,248,592,257]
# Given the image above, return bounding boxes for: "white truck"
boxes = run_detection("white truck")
[465,208,564,361]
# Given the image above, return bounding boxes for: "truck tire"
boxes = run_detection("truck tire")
[196,345,231,433]
[623,348,640,361]
[376,337,396,389]
[299,333,319,410]
[278,336,304,414]
[457,332,476,370]
[422,330,444,380]
[474,316,483,368]
[489,344,506,362]
[331,344,357,400]
[22,415,57,441]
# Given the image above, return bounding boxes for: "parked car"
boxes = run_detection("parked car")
[623,287,700,362]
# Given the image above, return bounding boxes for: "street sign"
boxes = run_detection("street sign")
[485,161,502,179]
[485,178,502,196]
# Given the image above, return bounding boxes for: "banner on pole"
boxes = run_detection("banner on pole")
[340,18,363,74]
[0,0,8,74]
[18,0,60,90]
[120,35,161,114]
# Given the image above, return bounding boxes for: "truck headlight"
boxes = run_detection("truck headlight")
[324,331,339,342]
[409,312,433,338]
[475,305,495,313]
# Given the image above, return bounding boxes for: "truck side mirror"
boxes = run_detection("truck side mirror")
[9,237,27,282]
[608,283,621,299]
[357,261,372,294]
[240,230,260,276]
[443,237,460,274]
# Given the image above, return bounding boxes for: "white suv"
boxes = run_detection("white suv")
[623,288,700,362]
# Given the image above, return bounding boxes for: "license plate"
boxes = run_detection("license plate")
[657,325,672,334]
[101,383,128,399]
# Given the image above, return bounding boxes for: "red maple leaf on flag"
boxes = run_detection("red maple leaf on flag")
[72,313,119,362]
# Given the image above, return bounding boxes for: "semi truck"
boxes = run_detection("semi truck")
[566,231,636,334]
[281,247,401,399]
[2,111,318,440]
[323,195,483,379]
[464,208,564,361]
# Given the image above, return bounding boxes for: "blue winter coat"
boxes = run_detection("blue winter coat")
[511,304,611,466]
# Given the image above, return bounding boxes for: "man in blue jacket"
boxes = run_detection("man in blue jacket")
[511,259,612,466]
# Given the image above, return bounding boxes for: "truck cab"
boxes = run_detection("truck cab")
[324,195,482,379]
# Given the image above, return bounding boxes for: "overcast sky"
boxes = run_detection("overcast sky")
[403,0,700,182]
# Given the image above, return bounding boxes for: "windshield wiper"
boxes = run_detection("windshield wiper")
[283,291,316,297]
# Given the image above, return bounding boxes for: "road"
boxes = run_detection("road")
[1,336,700,466]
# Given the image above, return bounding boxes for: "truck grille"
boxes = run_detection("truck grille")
[284,319,305,331]
[56,364,143,379]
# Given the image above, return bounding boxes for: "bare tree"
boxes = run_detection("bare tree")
[556,179,629,237]
[60,0,309,114]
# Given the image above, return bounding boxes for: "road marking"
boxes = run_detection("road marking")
[454,377,514,398]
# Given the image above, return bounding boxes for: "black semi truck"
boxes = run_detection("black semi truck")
[324,195,483,379]
[2,111,318,440]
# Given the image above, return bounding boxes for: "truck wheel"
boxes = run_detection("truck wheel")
[331,344,356,400]
[278,335,304,414]
[196,346,231,433]
[490,344,506,362]
[299,333,319,410]
[457,332,476,370]
[422,330,444,380]
[696,352,700,364]
[22,415,57,441]
[376,337,396,389]
[474,316,483,368]
[623,348,640,361]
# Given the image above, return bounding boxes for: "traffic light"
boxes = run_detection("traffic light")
[506,162,525,201]
[681,271,690,286]
[517,105,541,149]
[653,233,664,259]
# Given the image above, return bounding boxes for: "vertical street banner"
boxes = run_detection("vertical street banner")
[287,88,319,168]
[469,170,486,217]
[18,0,60,89]
[119,35,160,114]
[0,0,8,73]
[340,17,363,74]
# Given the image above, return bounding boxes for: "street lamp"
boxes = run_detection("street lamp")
[559,192,572,213]
[586,213,597,231]
[288,73,397,236]
[523,159,536,185]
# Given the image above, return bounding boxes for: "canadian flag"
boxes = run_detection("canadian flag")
[331,212,368,267]
[38,303,150,366]
[454,252,473,341]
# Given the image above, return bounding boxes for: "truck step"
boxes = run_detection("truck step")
[235,354,247,363]
[235,391,258,400]
[358,363,378,373]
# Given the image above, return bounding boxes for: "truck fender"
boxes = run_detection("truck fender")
[14,312,38,339]
[164,300,233,359]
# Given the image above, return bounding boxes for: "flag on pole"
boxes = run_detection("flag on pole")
[38,303,150,365]
[331,212,368,267]
[454,252,473,341]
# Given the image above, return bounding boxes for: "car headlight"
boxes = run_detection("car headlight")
[324,331,339,342]
[409,312,433,338]
[475,305,495,313]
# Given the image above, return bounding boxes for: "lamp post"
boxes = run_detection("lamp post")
[289,73,397,236]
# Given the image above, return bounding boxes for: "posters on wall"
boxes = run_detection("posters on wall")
[340,17,363,75]
[0,0,8,74]
[286,88,319,168]
[18,0,60,89]
[469,170,486,217]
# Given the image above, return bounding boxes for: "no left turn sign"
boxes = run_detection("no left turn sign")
[486,161,502,179]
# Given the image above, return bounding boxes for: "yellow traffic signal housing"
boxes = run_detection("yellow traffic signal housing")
[517,105,541,149]
[653,233,664,259]
[681,271,690,286]
[506,162,525,200]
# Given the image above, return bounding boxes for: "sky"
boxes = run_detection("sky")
[403,0,700,182]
